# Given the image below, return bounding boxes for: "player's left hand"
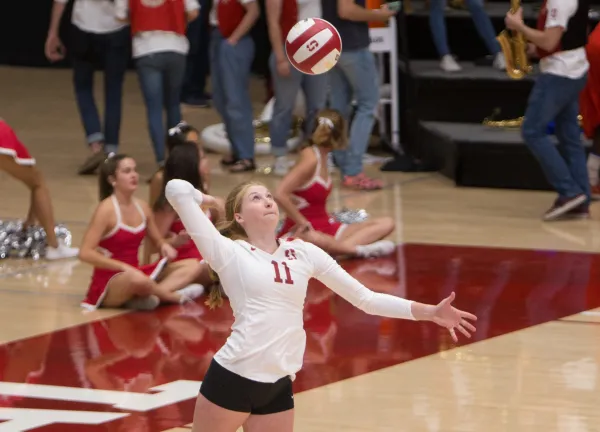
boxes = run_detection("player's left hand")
[505,7,524,31]
[293,221,313,235]
[160,242,178,260]
[431,292,477,342]
[172,230,191,248]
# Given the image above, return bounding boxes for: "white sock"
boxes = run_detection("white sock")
[587,153,600,185]
[178,284,206,304]
[355,245,369,258]
[355,240,396,258]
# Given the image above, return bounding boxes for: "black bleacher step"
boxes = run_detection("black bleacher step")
[399,61,535,123]
[418,121,592,191]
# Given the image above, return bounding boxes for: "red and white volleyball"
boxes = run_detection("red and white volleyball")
[285,18,342,75]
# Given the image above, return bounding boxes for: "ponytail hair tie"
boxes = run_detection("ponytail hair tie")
[318,117,334,129]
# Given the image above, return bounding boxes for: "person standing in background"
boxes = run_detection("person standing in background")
[322,0,395,191]
[579,23,600,197]
[429,0,505,72]
[114,0,200,169]
[210,0,260,173]
[266,0,328,176]
[45,0,130,176]
[505,0,590,220]
[181,0,213,108]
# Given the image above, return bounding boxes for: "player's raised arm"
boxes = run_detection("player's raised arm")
[304,242,477,342]
[165,179,235,272]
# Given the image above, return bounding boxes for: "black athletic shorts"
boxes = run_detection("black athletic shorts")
[200,359,294,415]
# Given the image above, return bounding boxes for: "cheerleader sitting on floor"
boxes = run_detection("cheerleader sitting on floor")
[274,109,396,258]
[78,154,206,311]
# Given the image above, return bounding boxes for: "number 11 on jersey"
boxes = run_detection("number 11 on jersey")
[271,260,294,285]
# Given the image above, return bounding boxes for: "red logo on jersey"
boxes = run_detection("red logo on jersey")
[285,249,297,260]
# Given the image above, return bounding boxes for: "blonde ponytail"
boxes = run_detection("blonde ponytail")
[205,284,225,309]
[204,180,266,308]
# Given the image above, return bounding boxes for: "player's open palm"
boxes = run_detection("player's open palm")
[431,292,477,342]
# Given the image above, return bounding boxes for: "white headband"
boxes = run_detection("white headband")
[318,117,334,129]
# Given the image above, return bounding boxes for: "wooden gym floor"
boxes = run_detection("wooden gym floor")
[0,66,599,431]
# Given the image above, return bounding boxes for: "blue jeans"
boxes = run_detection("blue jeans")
[522,73,590,201]
[136,51,187,165]
[269,53,328,157]
[72,26,130,153]
[329,48,380,177]
[182,0,211,100]
[210,28,255,160]
[429,0,500,57]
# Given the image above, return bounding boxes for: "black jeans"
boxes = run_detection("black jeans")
[70,25,130,152]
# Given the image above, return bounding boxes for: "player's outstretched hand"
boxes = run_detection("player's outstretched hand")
[430,292,477,342]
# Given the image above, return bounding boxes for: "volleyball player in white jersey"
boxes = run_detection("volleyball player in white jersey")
[166,179,477,432]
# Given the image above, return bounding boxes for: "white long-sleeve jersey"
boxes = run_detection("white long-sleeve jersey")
[166,180,415,383]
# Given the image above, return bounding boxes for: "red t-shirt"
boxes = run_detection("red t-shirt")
[130,0,187,36]
[217,0,247,38]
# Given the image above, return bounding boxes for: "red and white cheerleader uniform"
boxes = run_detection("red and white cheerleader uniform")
[279,147,396,258]
[82,195,168,310]
[0,120,36,166]
[279,146,347,239]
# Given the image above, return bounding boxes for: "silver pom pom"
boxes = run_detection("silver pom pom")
[0,219,73,260]
[55,224,73,247]
[333,208,369,224]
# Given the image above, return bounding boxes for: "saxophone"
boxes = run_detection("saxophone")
[449,0,466,10]
[497,0,533,80]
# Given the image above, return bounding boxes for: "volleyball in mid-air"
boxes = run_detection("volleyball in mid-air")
[285,18,342,75]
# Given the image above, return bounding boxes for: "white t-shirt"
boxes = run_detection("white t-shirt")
[165,179,416,383]
[209,0,255,28]
[114,0,200,58]
[54,0,127,34]
[540,0,589,79]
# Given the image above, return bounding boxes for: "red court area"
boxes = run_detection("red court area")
[1,244,599,431]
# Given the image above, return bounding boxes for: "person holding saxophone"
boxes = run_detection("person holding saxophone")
[579,23,600,198]
[505,0,591,221]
